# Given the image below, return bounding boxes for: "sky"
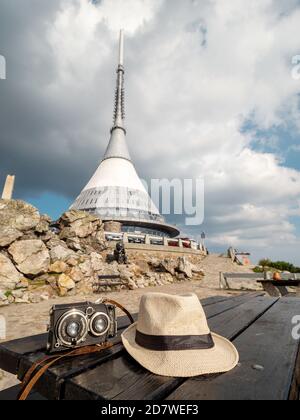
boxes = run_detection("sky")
[1,0,300,264]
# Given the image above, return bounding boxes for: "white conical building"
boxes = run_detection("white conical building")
[71,31,179,238]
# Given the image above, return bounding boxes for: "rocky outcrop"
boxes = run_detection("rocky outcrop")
[8,240,50,276]
[0,199,205,306]
[0,253,23,290]
[0,200,40,232]
[0,227,23,247]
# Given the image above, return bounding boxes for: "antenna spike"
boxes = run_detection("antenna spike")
[112,30,126,133]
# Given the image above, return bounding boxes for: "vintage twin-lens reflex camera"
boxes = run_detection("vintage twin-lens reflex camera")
[47,301,117,354]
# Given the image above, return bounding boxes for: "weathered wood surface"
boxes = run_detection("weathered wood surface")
[0,294,299,400]
[168,298,300,400]
[64,295,275,401]
[257,280,300,298]
[0,384,45,401]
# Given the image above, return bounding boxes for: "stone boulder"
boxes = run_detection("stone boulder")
[0,200,40,232]
[177,257,193,279]
[47,239,77,262]
[49,261,68,274]
[0,227,23,247]
[35,215,51,234]
[57,274,76,296]
[90,252,103,272]
[8,240,50,276]
[0,253,23,290]
[59,210,102,239]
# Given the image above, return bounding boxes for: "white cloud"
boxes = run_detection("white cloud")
[1,0,300,263]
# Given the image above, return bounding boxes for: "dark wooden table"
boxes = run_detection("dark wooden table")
[1,293,300,400]
[257,280,300,298]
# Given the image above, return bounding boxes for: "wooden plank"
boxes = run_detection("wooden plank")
[0,384,46,401]
[13,296,234,399]
[168,298,300,400]
[0,294,258,400]
[259,282,281,297]
[258,280,300,286]
[16,313,139,399]
[0,295,235,376]
[0,313,138,376]
[204,293,264,319]
[199,295,234,307]
[64,295,273,401]
[0,334,47,374]
[223,273,265,280]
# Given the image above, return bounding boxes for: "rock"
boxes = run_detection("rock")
[40,273,59,290]
[12,289,26,299]
[60,210,98,224]
[134,260,150,274]
[0,290,8,305]
[191,264,205,275]
[78,259,93,277]
[118,267,133,282]
[68,266,85,283]
[177,257,193,279]
[0,227,23,247]
[57,274,75,291]
[66,256,80,266]
[28,293,41,304]
[49,261,68,274]
[127,279,138,290]
[65,238,83,252]
[8,240,50,276]
[0,253,23,289]
[49,242,77,262]
[0,200,40,232]
[160,259,176,276]
[7,294,15,304]
[15,292,30,304]
[16,278,29,289]
[90,252,103,272]
[59,211,101,239]
[40,293,50,301]
[35,215,51,234]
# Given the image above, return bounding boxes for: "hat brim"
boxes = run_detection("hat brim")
[121,323,239,378]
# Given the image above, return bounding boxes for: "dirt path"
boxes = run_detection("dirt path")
[0,254,254,392]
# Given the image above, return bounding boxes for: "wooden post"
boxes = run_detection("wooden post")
[1,175,15,200]
[219,272,224,289]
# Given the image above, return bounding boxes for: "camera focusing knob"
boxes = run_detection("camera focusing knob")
[86,307,95,316]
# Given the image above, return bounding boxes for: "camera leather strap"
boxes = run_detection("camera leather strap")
[102,298,135,325]
[18,342,113,401]
[18,300,134,401]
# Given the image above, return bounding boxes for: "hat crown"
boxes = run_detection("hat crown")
[137,293,210,336]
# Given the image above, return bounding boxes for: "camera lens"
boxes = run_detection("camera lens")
[90,312,110,337]
[56,310,88,347]
[94,317,108,333]
[66,321,80,338]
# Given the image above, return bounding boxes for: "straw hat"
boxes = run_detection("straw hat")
[122,293,239,377]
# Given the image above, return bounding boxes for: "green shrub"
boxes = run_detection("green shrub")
[257,259,300,273]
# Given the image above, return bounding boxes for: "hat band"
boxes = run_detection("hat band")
[135,330,215,351]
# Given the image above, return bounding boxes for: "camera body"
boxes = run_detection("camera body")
[47,301,117,354]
